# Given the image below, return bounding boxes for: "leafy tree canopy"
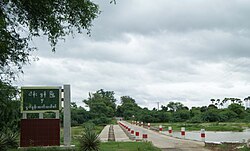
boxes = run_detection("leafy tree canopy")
[83,89,116,118]
[0,0,101,81]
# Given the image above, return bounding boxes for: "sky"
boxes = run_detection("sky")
[14,0,250,109]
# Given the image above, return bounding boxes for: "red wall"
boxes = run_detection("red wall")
[20,119,60,147]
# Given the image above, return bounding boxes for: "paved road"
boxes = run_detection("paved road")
[122,121,211,151]
[99,124,130,142]
[113,125,130,142]
[99,125,110,142]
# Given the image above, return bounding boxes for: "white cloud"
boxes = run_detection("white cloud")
[14,0,250,109]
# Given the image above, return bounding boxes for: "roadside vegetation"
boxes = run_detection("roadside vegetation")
[1,87,250,150]
[150,122,250,132]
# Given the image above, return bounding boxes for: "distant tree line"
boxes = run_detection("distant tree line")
[71,89,250,126]
[1,86,250,130]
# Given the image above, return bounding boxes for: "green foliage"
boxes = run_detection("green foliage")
[0,0,100,80]
[167,102,187,112]
[84,89,116,119]
[0,130,18,150]
[115,96,141,120]
[71,105,90,126]
[0,0,100,79]
[202,109,220,122]
[0,81,20,133]
[240,146,250,151]
[78,124,101,151]
[228,103,245,118]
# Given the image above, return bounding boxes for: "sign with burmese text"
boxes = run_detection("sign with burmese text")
[21,87,61,112]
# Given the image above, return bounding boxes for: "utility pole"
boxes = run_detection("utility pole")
[157,102,160,111]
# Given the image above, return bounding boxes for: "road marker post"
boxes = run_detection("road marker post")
[159,125,163,133]
[141,121,143,127]
[135,132,140,141]
[168,126,172,136]
[148,123,150,129]
[142,133,148,141]
[201,129,205,142]
[181,127,185,138]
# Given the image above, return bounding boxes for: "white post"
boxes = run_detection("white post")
[23,113,27,119]
[201,129,205,142]
[181,127,185,138]
[168,126,172,136]
[39,112,43,119]
[64,84,71,146]
[159,125,162,133]
[56,111,60,119]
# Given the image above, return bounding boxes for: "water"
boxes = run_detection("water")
[162,129,250,143]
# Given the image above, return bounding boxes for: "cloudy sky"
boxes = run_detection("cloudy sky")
[14,0,250,109]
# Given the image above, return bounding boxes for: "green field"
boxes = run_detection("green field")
[13,142,160,151]
[149,122,250,132]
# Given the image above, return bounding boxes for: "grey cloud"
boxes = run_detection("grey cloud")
[14,0,250,109]
[92,0,250,40]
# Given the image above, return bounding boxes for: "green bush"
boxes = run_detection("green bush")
[78,124,101,151]
[0,130,18,151]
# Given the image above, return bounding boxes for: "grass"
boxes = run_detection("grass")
[12,142,161,151]
[60,125,105,146]
[149,122,250,132]
[100,142,161,151]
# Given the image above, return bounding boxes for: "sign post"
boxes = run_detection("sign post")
[20,86,62,147]
[63,84,71,147]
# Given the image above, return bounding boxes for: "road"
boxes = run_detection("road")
[121,121,211,151]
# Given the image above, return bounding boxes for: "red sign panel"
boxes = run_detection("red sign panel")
[20,119,60,147]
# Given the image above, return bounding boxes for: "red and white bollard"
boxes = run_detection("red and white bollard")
[131,129,134,135]
[159,125,163,133]
[135,132,140,140]
[128,127,131,132]
[201,129,205,142]
[181,127,185,138]
[168,126,172,136]
[148,123,150,129]
[142,133,148,141]
[137,121,139,126]
[141,122,143,127]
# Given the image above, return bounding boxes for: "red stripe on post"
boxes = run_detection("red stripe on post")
[136,132,139,136]
[181,131,185,136]
[142,134,148,139]
[201,133,205,138]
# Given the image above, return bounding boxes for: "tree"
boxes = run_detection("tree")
[161,105,168,111]
[228,103,245,118]
[210,99,215,104]
[0,0,102,81]
[116,96,141,119]
[0,81,20,133]
[83,89,116,124]
[167,102,185,112]
[202,109,220,122]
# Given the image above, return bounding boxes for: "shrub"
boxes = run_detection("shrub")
[78,124,101,151]
[0,130,18,151]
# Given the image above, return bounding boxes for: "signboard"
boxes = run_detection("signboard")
[21,87,61,113]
